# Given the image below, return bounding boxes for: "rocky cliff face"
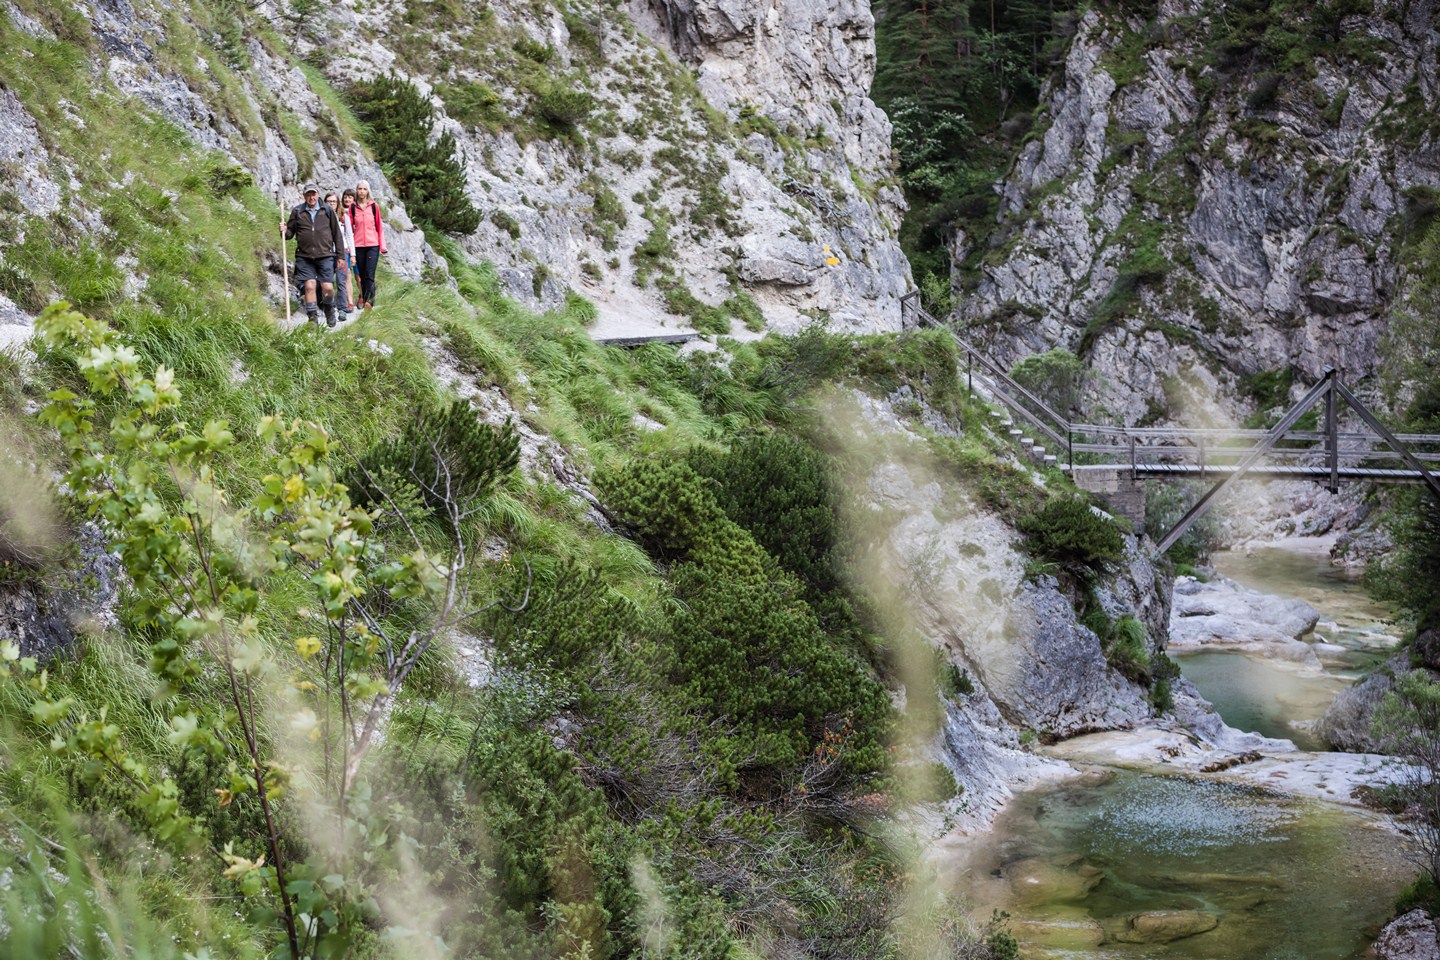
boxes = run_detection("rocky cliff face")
[0,0,908,345]
[823,387,1171,826]
[955,0,1440,424]
[316,0,909,335]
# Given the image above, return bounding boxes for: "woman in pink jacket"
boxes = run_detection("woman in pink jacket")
[350,180,386,309]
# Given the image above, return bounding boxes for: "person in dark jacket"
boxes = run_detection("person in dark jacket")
[282,184,341,327]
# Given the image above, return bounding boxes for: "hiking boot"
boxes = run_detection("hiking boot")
[323,301,337,328]
[305,309,320,327]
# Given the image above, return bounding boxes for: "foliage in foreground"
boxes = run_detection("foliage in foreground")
[1373,670,1440,894]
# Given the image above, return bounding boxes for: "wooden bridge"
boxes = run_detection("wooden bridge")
[899,295,1440,556]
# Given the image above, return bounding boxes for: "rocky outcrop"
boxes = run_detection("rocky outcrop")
[1375,910,1440,960]
[956,0,1440,423]
[0,0,907,347]
[1316,653,1402,752]
[835,388,1158,737]
[1110,910,1219,945]
[0,524,122,664]
[301,0,910,335]
[1169,575,1320,660]
[938,691,1073,832]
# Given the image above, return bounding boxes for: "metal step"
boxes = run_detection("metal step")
[1042,454,1058,463]
[1020,437,1035,446]
[1008,429,1024,437]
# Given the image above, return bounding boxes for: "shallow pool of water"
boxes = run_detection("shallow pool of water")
[949,771,1412,959]
[1175,651,1343,750]
[1211,546,1401,676]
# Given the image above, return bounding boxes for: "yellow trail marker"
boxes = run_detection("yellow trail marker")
[823,244,839,267]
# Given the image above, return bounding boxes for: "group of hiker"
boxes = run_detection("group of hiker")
[282,181,386,328]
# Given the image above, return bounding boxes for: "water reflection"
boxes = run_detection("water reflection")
[949,772,1411,959]
[1175,543,1404,746]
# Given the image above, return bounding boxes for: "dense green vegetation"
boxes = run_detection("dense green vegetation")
[348,74,484,236]
[873,0,1083,312]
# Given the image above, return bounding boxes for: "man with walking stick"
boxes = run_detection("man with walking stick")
[280,184,341,328]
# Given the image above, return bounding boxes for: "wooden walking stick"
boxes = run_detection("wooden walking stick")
[277,190,291,323]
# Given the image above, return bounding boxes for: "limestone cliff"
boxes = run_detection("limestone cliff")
[954,0,1440,424]
[822,388,1173,827]
[320,0,910,334]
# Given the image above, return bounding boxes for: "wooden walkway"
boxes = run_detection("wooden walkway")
[595,333,697,349]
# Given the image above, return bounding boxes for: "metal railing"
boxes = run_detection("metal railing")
[897,293,1440,554]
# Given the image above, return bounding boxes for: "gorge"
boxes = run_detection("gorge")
[0,0,1437,958]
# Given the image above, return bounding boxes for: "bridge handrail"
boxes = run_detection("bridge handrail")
[900,295,1074,439]
[1068,442,1440,463]
[1071,423,1440,444]
[895,294,1440,494]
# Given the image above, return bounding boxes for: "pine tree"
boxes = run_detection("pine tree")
[349,74,482,236]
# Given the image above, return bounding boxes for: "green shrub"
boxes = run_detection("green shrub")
[1010,348,1087,416]
[1109,615,1152,682]
[1367,491,1440,632]
[688,433,840,597]
[599,459,890,775]
[939,662,976,697]
[669,562,889,775]
[535,81,593,131]
[439,80,506,131]
[1017,497,1126,581]
[632,213,674,286]
[490,209,521,239]
[723,290,766,332]
[658,276,729,334]
[347,73,482,235]
[514,36,555,63]
[1395,873,1440,917]
[347,398,519,528]
[205,162,254,197]
[896,761,960,804]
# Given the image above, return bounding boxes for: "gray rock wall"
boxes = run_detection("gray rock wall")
[956,0,1440,424]
[0,0,909,343]
[307,0,910,335]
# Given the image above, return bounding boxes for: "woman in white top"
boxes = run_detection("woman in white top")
[327,190,357,313]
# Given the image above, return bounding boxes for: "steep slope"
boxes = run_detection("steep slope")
[0,0,909,346]
[952,0,1440,423]
[318,0,910,334]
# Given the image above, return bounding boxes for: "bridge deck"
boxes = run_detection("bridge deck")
[1067,463,1434,483]
[595,333,697,348]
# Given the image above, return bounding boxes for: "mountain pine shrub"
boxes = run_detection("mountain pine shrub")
[1017,496,1126,582]
[599,459,890,777]
[348,73,482,235]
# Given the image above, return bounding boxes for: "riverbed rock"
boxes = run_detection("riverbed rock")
[1415,629,1440,673]
[1170,575,1320,650]
[1111,910,1219,944]
[1374,909,1440,960]
[1315,656,1401,753]
[1008,913,1106,950]
[939,693,1074,833]
[1004,857,1102,906]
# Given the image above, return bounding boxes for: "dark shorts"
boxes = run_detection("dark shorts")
[294,255,335,285]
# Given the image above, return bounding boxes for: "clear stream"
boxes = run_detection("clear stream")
[949,541,1413,959]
